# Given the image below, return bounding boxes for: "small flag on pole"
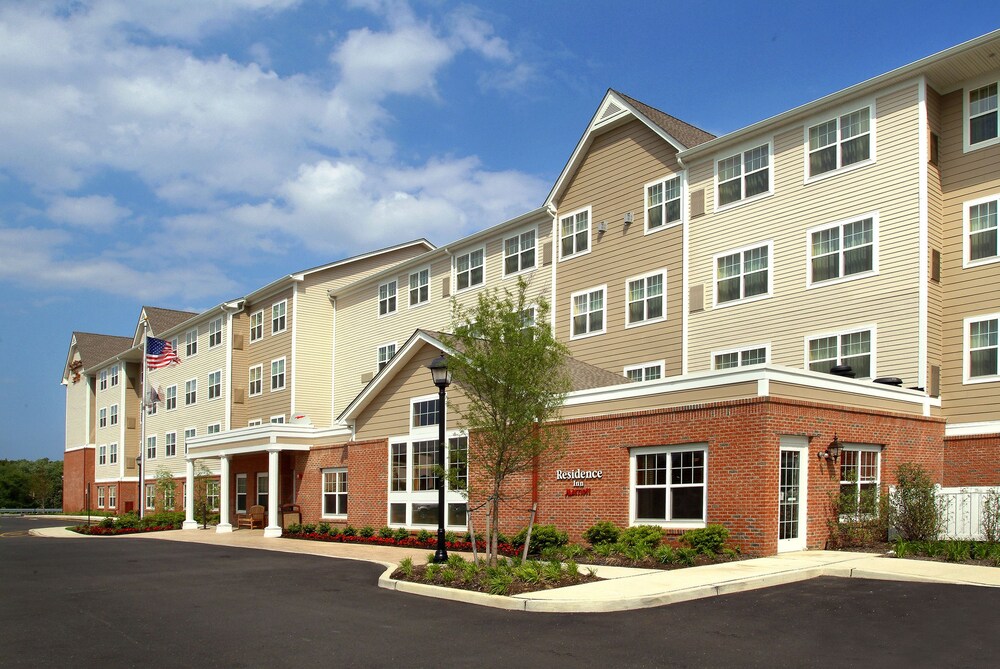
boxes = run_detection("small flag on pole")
[146,336,180,369]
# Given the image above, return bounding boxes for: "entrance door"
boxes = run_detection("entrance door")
[777,436,808,552]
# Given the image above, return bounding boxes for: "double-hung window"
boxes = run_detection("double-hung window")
[165,432,176,457]
[109,443,118,465]
[808,106,872,177]
[626,270,665,326]
[271,358,285,391]
[98,445,107,465]
[409,268,429,306]
[108,485,117,508]
[967,81,999,149]
[248,365,263,396]
[379,281,397,316]
[185,329,198,357]
[145,484,156,510]
[713,345,768,369]
[559,207,590,259]
[206,481,220,511]
[839,446,881,518]
[99,370,108,391]
[717,144,770,207]
[504,229,536,275]
[378,343,396,372]
[208,318,223,348]
[809,216,876,284]
[97,487,105,508]
[322,469,348,517]
[571,286,606,339]
[165,385,177,410]
[646,175,682,230]
[715,243,770,305]
[272,300,287,334]
[965,195,999,265]
[624,361,664,383]
[965,314,999,382]
[110,365,119,387]
[109,404,118,426]
[207,423,221,435]
[249,310,264,342]
[208,370,222,400]
[99,407,107,428]
[185,379,197,405]
[632,445,707,526]
[235,474,247,513]
[455,248,484,291]
[807,328,873,379]
[183,428,195,454]
[146,435,156,460]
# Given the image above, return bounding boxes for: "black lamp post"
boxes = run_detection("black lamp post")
[429,354,452,563]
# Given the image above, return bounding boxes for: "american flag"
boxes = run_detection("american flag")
[146,336,180,369]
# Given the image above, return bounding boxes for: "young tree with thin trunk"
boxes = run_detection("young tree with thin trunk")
[442,277,570,563]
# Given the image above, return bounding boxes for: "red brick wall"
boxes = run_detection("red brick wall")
[943,434,1000,486]
[296,439,387,529]
[63,448,92,512]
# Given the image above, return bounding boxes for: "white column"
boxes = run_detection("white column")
[216,455,232,533]
[264,449,281,537]
[182,459,198,530]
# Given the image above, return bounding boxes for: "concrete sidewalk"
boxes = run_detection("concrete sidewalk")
[29,524,1000,613]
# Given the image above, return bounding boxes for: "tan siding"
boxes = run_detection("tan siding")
[553,119,684,378]
[243,287,294,425]
[768,381,924,414]
[688,85,924,385]
[294,277,335,426]
[64,370,90,449]
[230,309,249,429]
[927,86,944,388]
[562,382,759,419]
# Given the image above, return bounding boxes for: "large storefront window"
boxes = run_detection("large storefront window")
[388,433,468,528]
[631,445,707,527]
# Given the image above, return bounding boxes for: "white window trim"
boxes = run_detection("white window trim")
[838,444,882,521]
[321,467,348,519]
[803,324,877,379]
[184,378,197,406]
[235,473,248,513]
[805,213,879,288]
[207,423,221,434]
[185,328,198,358]
[208,317,223,348]
[109,443,118,465]
[377,342,397,372]
[99,370,108,391]
[99,407,107,428]
[963,74,1000,153]
[256,472,268,507]
[803,98,877,183]
[270,415,285,424]
[963,312,1000,384]
[408,266,431,309]
[165,385,177,411]
[208,369,222,401]
[110,365,119,387]
[409,393,439,436]
[98,444,107,466]
[145,483,156,510]
[271,357,286,392]
[378,279,398,317]
[109,404,118,426]
[249,310,264,343]
[386,429,468,529]
[713,140,773,212]
[146,434,157,460]
[962,192,1000,269]
[502,225,538,278]
[248,364,263,397]
[183,428,195,454]
[165,432,177,458]
[558,205,592,261]
[108,485,117,508]
[624,269,667,328]
[644,173,685,234]
[453,246,486,294]
[712,241,774,308]
[569,284,607,340]
[248,419,263,427]
[623,360,665,382]
[710,343,771,370]
[629,444,708,530]
[272,299,288,335]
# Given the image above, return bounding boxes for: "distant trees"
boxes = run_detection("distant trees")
[0,459,63,509]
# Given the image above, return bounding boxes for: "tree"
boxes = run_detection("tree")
[442,277,571,563]
[154,468,177,512]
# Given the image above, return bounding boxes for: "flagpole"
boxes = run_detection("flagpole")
[139,322,148,519]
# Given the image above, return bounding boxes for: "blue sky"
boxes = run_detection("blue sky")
[2,0,998,461]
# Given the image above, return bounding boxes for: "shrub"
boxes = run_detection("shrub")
[680,525,729,555]
[359,526,375,538]
[287,523,302,534]
[393,528,410,541]
[416,529,433,542]
[583,520,621,547]
[99,517,115,529]
[889,463,942,541]
[328,526,342,537]
[301,524,316,534]
[513,524,568,555]
[342,525,357,537]
[445,531,458,543]
[116,512,140,529]
[398,557,414,577]
[377,526,394,539]
[317,523,331,535]
[675,547,699,566]
[982,490,1000,544]
[619,525,663,550]
[653,545,677,564]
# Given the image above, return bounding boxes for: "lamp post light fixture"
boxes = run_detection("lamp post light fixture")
[428,354,452,563]
[818,434,843,463]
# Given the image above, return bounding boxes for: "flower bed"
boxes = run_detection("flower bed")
[283,529,522,557]
[72,524,177,536]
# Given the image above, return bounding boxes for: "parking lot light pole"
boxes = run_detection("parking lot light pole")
[428,354,452,564]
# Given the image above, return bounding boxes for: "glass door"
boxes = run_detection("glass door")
[778,436,808,552]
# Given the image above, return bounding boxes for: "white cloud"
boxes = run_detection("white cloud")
[46,195,131,229]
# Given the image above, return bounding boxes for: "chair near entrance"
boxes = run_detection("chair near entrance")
[237,505,266,530]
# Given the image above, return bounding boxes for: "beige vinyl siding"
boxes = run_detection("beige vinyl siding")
[93,361,128,480]
[243,288,294,426]
[938,80,1000,423]
[688,84,924,385]
[562,382,759,420]
[927,86,944,391]
[64,370,92,449]
[231,309,250,429]
[553,119,684,377]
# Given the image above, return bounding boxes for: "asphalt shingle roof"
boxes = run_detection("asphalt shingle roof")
[72,333,134,370]
[614,90,716,149]
[143,306,199,336]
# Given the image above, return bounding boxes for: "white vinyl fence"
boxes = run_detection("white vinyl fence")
[936,486,1000,540]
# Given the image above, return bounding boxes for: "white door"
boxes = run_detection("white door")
[777,436,808,553]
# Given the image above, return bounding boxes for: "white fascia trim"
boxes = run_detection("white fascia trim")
[563,363,930,408]
[64,444,96,452]
[290,286,298,414]
[917,77,930,393]
[550,206,558,336]
[945,421,1000,437]
[329,294,337,427]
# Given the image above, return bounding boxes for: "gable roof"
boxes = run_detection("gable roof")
[143,306,199,336]
[613,90,716,149]
[62,332,134,384]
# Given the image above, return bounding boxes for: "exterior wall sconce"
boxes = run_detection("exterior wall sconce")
[818,434,842,462]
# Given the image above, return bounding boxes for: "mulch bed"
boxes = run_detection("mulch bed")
[391,564,601,596]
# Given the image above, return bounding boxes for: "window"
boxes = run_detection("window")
[208,370,222,400]
[967,81,999,149]
[165,432,176,457]
[455,248,485,291]
[110,365,119,387]
[185,329,198,357]
[97,486,105,508]
[809,216,876,284]
[248,365,262,396]
[504,229,536,275]
[379,280,397,316]
[808,328,873,379]
[626,270,665,326]
[99,370,108,391]
[270,415,285,424]
[98,444,107,466]
[715,243,770,305]
[256,473,268,507]
[206,481,220,511]
[449,436,468,491]
[145,484,155,510]
[109,404,118,426]
[184,428,195,454]
[839,446,881,518]
[713,346,768,369]
[571,286,606,339]
[271,358,285,391]
[146,435,156,460]
[632,445,707,526]
[99,407,107,428]
[207,423,221,434]
[624,361,664,383]
[322,468,348,517]
[163,484,175,510]
[109,443,118,465]
[388,437,468,527]
[272,300,287,334]
[378,343,397,372]
[808,106,872,177]
[248,419,262,427]
[964,195,999,265]
[250,310,264,342]
[411,396,439,429]
[409,268,429,306]
[646,175,682,230]
[717,144,769,207]
[208,317,223,348]
[966,315,999,382]
[559,207,590,259]
[108,485,117,508]
[185,379,197,405]
[236,474,247,513]
[165,385,177,410]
